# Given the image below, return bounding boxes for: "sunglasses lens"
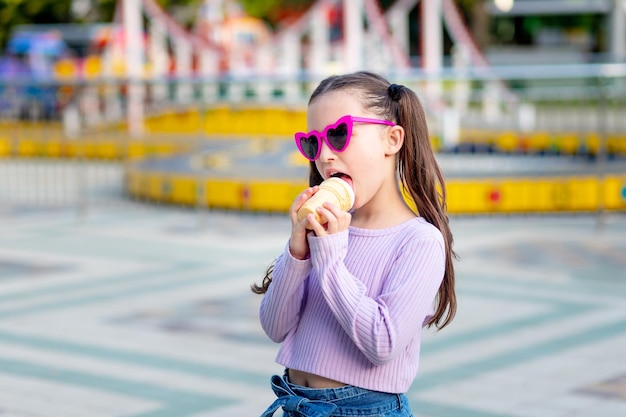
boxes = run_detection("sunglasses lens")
[299,135,319,160]
[326,123,349,151]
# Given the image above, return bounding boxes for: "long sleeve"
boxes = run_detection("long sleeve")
[309,231,445,366]
[259,245,312,343]
[266,217,446,393]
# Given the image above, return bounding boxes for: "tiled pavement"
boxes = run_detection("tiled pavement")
[0,205,625,417]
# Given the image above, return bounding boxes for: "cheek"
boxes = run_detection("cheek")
[349,142,385,170]
[348,152,384,198]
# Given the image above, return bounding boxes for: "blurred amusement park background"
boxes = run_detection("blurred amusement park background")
[1,2,626,417]
[0,0,625,215]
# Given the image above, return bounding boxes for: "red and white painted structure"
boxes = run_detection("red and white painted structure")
[107,0,495,136]
[99,0,626,138]
[113,0,495,82]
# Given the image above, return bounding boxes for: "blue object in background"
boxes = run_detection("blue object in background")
[7,31,68,57]
[0,31,67,119]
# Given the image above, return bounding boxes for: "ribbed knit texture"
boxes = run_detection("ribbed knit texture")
[259,217,445,393]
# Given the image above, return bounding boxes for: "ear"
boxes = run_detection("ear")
[384,125,405,156]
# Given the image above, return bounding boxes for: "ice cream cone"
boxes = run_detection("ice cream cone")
[297,177,355,229]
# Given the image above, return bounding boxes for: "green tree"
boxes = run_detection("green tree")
[0,0,204,50]
[0,0,72,48]
[238,0,312,27]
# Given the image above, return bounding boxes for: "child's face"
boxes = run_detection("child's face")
[307,92,396,210]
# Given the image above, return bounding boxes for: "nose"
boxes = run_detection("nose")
[317,137,336,162]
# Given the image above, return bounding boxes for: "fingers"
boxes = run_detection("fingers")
[289,187,316,227]
[291,187,351,240]
[310,202,351,236]
[303,213,321,235]
[290,186,318,217]
[288,186,318,260]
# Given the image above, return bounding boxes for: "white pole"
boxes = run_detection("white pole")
[452,45,470,114]
[344,0,364,71]
[123,0,145,137]
[255,42,274,102]
[101,45,122,122]
[200,48,219,102]
[81,86,101,126]
[610,0,625,62]
[310,3,330,76]
[422,0,443,100]
[175,39,192,103]
[388,8,410,57]
[281,32,301,102]
[227,46,246,102]
[150,19,168,103]
[422,0,442,74]
[387,0,420,56]
[199,0,223,101]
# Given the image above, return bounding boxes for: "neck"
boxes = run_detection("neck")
[351,190,416,229]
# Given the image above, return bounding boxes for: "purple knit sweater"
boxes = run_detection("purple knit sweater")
[259,217,445,393]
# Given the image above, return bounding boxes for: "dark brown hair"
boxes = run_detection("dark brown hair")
[252,71,456,329]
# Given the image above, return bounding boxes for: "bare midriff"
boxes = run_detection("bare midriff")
[288,369,347,388]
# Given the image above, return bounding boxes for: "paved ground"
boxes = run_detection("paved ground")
[1,203,625,417]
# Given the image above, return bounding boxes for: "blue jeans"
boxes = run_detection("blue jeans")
[260,373,413,417]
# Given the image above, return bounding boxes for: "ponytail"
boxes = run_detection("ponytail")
[392,84,457,329]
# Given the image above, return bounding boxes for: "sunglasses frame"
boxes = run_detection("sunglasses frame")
[294,115,395,161]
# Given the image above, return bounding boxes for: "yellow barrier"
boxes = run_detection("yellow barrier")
[605,175,626,210]
[495,131,519,153]
[459,128,626,156]
[4,107,625,215]
[125,167,626,214]
[170,176,197,205]
[526,132,551,154]
[0,137,10,156]
[0,135,198,160]
[244,181,308,212]
[205,179,248,209]
[144,106,309,137]
[4,108,626,158]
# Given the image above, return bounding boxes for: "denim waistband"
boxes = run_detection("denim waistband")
[260,373,404,417]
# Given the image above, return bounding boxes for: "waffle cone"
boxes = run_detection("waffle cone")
[297,177,355,228]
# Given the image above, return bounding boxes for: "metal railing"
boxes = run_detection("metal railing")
[1,63,625,215]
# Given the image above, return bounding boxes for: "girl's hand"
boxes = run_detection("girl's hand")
[307,201,352,237]
[288,186,318,260]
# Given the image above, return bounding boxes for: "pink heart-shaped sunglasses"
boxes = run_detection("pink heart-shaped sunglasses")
[294,115,395,161]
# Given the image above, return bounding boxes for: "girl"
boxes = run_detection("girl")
[253,71,456,417]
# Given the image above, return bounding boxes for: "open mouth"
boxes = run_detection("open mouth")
[330,172,353,188]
